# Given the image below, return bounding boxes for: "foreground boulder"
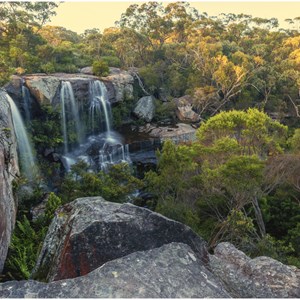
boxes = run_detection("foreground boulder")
[0,91,19,273]
[32,197,208,282]
[210,242,300,298]
[0,243,230,298]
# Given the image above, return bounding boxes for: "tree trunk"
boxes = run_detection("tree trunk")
[252,196,266,237]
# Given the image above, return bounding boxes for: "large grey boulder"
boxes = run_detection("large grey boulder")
[209,242,300,298]
[133,96,155,122]
[0,243,230,298]
[0,91,19,273]
[32,197,208,282]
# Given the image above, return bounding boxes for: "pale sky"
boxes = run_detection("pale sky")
[48,1,300,34]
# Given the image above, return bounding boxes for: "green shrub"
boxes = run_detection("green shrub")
[5,215,46,280]
[92,59,109,77]
[40,62,55,73]
[101,56,121,67]
[60,161,143,204]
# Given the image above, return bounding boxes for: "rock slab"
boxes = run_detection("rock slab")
[32,197,208,282]
[139,123,196,144]
[0,91,19,273]
[0,243,230,298]
[102,67,134,103]
[174,95,201,123]
[209,242,300,298]
[133,96,155,122]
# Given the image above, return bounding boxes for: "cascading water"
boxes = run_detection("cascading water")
[89,80,131,170]
[21,85,31,123]
[62,80,131,172]
[60,81,82,153]
[5,93,37,180]
[60,86,68,154]
[89,80,112,134]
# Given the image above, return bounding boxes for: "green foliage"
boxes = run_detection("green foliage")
[111,96,135,128]
[31,105,63,151]
[2,1,300,274]
[251,234,299,267]
[60,161,143,204]
[144,110,299,265]
[5,185,62,280]
[40,62,55,73]
[153,99,177,122]
[6,215,46,280]
[101,56,121,67]
[139,64,161,93]
[145,140,199,230]
[0,52,14,85]
[92,59,109,77]
[218,209,259,252]
[45,192,62,222]
[197,108,288,157]
[288,128,300,152]
[265,187,300,242]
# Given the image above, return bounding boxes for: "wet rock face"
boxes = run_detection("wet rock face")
[209,242,300,298]
[0,91,19,273]
[32,197,208,282]
[24,74,99,107]
[133,96,155,122]
[5,68,134,109]
[3,76,23,105]
[0,243,230,298]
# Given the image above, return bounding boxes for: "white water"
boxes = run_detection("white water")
[21,85,31,123]
[60,85,68,153]
[63,80,131,172]
[60,81,82,153]
[89,80,112,135]
[5,94,36,180]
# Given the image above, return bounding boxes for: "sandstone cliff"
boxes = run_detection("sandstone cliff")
[0,91,19,273]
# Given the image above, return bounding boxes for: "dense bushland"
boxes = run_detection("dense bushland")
[1,2,300,280]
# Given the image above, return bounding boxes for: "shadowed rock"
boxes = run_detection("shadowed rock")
[209,242,300,298]
[31,197,208,282]
[0,243,230,298]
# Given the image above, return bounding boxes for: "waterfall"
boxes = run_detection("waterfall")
[63,80,131,172]
[89,80,112,135]
[5,94,36,180]
[99,139,131,171]
[21,85,31,123]
[60,81,82,153]
[61,87,68,154]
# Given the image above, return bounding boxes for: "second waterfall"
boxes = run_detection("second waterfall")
[60,80,131,171]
